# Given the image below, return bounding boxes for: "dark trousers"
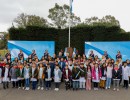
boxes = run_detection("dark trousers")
[32,81,37,90]
[93,82,98,88]
[55,82,60,88]
[124,80,128,89]
[12,81,18,88]
[129,77,130,84]
[3,82,9,89]
[46,81,51,89]
[18,80,25,87]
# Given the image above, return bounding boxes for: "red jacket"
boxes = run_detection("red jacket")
[63,68,72,80]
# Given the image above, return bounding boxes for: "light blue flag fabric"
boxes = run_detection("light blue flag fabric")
[70,0,73,13]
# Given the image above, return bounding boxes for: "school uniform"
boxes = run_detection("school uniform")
[86,70,92,90]
[106,66,113,89]
[72,68,80,90]
[45,67,53,90]
[24,67,30,90]
[37,67,45,90]
[9,67,18,88]
[112,67,122,90]
[16,67,25,89]
[122,66,130,89]
[63,68,72,90]
[54,68,62,90]
[2,67,10,89]
[79,67,86,89]
[100,67,107,88]
[30,67,38,90]
[92,67,102,90]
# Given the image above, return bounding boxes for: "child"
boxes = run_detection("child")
[0,65,2,84]
[72,63,80,91]
[86,65,92,90]
[45,64,53,90]
[16,63,25,89]
[122,62,130,89]
[79,63,86,90]
[100,63,107,89]
[2,63,10,89]
[24,64,30,90]
[54,65,62,91]
[37,63,46,90]
[92,63,102,90]
[63,64,72,90]
[10,65,18,88]
[30,63,38,90]
[112,64,122,91]
[106,63,113,89]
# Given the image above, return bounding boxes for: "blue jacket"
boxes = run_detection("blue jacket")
[59,61,66,71]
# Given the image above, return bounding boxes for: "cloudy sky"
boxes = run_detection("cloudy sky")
[0,0,130,32]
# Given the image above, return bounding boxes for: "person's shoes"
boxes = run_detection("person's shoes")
[37,86,40,90]
[3,87,6,89]
[25,88,28,90]
[18,87,21,89]
[117,89,119,91]
[113,88,116,91]
[7,86,9,88]
[105,87,108,90]
[22,87,25,90]
[54,88,59,91]
[41,87,44,90]
[129,84,130,87]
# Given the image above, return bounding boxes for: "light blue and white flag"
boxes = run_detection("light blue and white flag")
[70,0,73,13]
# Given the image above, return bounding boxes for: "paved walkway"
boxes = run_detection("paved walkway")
[0,83,130,100]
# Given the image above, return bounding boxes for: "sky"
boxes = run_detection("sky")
[0,0,130,32]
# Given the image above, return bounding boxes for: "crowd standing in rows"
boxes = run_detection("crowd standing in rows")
[0,49,130,92]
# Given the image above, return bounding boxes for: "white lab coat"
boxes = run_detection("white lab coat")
[122,66,130,80]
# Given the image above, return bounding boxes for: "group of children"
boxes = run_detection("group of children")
[0,50,130,92]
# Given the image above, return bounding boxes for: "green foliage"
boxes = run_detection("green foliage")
[14,13,49,28]
[8,25,130,55]
[84,15,120,26]
[48,3,81,29]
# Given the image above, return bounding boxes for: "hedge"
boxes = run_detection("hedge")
[9,25,130,54]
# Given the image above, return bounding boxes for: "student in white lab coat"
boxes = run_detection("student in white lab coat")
[54,65,62,91]
[2,63,10,89]
[122,62,130,89]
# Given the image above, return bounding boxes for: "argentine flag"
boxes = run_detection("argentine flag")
[70,0,73,13]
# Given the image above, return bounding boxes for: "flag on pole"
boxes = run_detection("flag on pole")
[70,0,73,13]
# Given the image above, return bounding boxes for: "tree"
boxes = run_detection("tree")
[48,3,81,29]
[84,15,120,26]
[14,13,49,28]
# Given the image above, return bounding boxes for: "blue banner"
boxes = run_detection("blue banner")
[8,41,55,59]
[85,42,130,61]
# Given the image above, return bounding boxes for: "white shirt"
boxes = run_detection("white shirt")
[65,70,68,79]
[39,67,43,78]
[25,68,29,79]
[106,67,113,78]
[122,66,130,80]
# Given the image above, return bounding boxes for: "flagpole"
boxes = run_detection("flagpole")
[68,0,71,47]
